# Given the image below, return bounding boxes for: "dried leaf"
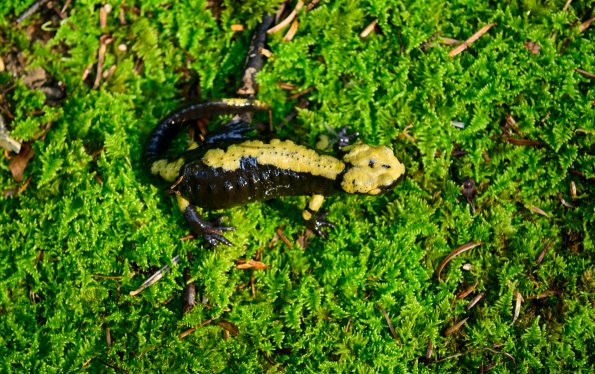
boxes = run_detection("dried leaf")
[217,320,239,335]
[9,143,35,182]
[236,259,268,270]
[528,205,549,218]
[524,41,541,54]
[444,317,468,336]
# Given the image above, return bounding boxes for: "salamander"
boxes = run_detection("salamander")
[145,98,405,246]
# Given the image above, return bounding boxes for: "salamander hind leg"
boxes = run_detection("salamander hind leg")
[178,196,235,246]
[302,194,336,238]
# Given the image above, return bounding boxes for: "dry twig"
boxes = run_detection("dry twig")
[436,241,484,282]
[268,1,304,34]
[448,23,496,57]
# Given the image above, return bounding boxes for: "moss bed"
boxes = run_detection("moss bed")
[1,0,594,372]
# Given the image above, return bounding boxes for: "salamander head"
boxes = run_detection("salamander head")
[340,143,405,195]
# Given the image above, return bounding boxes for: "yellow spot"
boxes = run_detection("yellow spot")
[369,188,381,195]
[316,135,330,151]
[341,143,405,194]
[302,210,312,221]
[203,140,345,180]
[177,195,190,212]
[151,158,185,182]
[187,142,199,150]
[222,98,269,110]
[308,194,325,212]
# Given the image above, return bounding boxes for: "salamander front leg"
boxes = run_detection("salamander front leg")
[302,194,335,238]
[204,118,256,145]
[178,196,235,246]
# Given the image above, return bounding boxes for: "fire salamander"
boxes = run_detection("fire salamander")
[145,98,405,246]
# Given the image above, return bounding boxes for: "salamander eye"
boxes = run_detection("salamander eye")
[382,164,391,169]
[368,160,376,168]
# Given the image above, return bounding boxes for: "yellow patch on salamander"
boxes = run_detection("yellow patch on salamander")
[202,139,346,180]
[308,194,325,211]
[340,143,405,194]
[150,158,185,182]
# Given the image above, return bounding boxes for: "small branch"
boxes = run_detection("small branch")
[575,68,595,79]
[448,23,497,57]
[178,318,215,339]
[435,346,517,371]
[237,14,275,98]
[93,35,113,89]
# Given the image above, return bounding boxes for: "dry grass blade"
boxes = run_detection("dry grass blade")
[575,68,595,79]
[579,16,595,33]
[268,1,304,34]
[276,226,294,249]
[217,320,239,335]
[444,317,468,336]
[437,241,484,282]
[456,281,478,299]
[360,20,378,38]
[377,303,400,344]
[524,41,541,54]
[236,259,268,270]
[536,240,551,265]
[528,205,549,218]
[178,318,214,339]
[448,23,496,57]
[466,292,484,310]
[283,19,299,42]
[93,35,113,89]
[426,341,434,359]
[512,291,523,324]
[435,346,517,370]
[129,255,180,296]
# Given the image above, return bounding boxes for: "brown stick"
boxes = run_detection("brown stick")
[448,23,497,57]
[437,241,484,282]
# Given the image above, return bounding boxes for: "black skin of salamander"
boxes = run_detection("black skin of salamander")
[177,145,342,211]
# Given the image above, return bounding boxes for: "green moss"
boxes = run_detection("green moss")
[1,0,594,372]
